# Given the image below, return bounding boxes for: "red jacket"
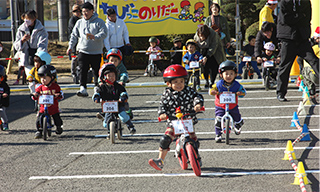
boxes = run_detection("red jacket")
[35,83,63,115]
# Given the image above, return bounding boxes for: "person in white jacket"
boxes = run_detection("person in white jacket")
[67,2,107,97]
[13,10,48,77]
[104,8,132,63]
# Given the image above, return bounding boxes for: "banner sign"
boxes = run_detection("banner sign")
[98,0,209,37]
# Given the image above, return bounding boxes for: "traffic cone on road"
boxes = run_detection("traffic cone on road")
[282,140,296,160]
[298,81,304,92]
[290,56,300,77]
[300,124,311,141]
[297,101,307,116]
[290,112,300,127]
[304,87,310,98]
[292,162,311,185]
[302,93,311,106]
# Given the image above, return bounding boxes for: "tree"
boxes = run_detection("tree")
[220,0,266,43]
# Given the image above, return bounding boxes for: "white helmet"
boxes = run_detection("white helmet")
[264,42,275,51]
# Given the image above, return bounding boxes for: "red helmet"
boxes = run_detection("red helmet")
[180,0,191,8]
[163,64,188,82]
[106,48,122,61]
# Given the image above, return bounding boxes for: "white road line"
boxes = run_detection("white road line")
[94,129,320,138]
[69,146,320,155]
[131,115,320,123]
[133,105,306,112]
[29,170,320,180]
[146,96,303,103]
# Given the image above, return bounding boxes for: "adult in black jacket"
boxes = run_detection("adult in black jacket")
[276,0,319,101]
[255,22,279,63]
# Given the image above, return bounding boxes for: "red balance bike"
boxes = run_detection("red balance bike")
[159,106,204,176]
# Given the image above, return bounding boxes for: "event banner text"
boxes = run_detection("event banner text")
[98,0,209,37]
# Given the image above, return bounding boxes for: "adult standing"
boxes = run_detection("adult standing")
[255,22,279,64]
[13,10,48,76]
[104,8,132,62]
[276,0,319,101]
[67,2,107,97]
[259,0,278,30]
[68,4,82,83]
[194,25,226,88]
[204,2,231,50]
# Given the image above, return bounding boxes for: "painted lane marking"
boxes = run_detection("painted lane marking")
[146,96,303,103]
[29,170,320,180]
[132,105,309,113]
[69,146,320,155]
[94,129,320,138]
[131,115,320,123]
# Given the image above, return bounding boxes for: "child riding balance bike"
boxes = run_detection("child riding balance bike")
[209,61,246,143]
[148,64,204,175]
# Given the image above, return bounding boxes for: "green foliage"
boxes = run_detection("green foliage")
[245,21,259,43]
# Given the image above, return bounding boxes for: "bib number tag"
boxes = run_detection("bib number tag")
[220,92,236,104]
[39,95,54,105]
[150,54,157,59]
[242,56,251,62]
[189,61,199,68]
[263,61,274,68]
[172,119,194,135]
[102,101,118,113]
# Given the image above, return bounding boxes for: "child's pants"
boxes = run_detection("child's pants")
[103,106,133,130]
[0,107,8,123]
[36,112,63,131]
[238,61,261,77]
[215,106,242,136]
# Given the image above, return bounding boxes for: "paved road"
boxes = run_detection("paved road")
[2,74,319,192]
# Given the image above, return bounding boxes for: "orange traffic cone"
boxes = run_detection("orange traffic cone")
[290,56,300,77]
[282,140,296,160]
[292,162,311,185]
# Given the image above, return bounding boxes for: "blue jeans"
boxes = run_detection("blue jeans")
[103,106,133,130]
[238,61,261,77]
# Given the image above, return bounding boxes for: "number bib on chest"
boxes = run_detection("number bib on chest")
[39,95,54,105]
[172,119,194,135]
[102,101,118,113]
[219,92,236,104]
[189,61,199,68]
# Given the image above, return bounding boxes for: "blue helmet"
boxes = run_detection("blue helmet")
[35,51,51,65]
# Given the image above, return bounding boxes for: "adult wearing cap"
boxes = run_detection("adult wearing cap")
[170,37,184,65]
[104,8,132,60]
[67,2,107,97]
[68,4,82,83]
[259,0,278,30]
[276,0,319,101]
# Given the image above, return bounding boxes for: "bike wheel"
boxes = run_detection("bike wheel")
[109,121,116,144]
[265,75,270,91]
[176,139,188,170]
[186,143,201,176]
[192,76,197,91]
[225,119,230,145]
[43,116,48,140]
[243,69,248,79]
[249,68,254,79]
[117,120,122,140]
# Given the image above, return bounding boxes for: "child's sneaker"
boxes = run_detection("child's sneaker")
[13,80,19,85]
[34,131,42,139]
[234,119,244,135]
[3,123,8,131]
[148,158,164,170]
[196,85,201,91]
[129,127,136,135]
[234,127,241,135]
[126,109,134,119]
[56,126,63,135]
[215,134,222,143]
[96,112,105,121]
[143,72,148,76]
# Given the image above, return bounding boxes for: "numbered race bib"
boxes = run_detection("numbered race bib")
[39,95,54,105]
[219,92,236,104]
[263,60,274,68]
[102,101,118,113]
[189,61,200,68]
[242,56,252,62]
[172,119,194,135]
[150,54,157,60]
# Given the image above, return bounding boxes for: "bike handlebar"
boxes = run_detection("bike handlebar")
[158,106,205,122]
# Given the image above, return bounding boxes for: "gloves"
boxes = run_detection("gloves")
[120,96,126,102]
[92,93,100,103]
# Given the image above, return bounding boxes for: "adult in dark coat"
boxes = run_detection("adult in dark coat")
[276,0,319,101]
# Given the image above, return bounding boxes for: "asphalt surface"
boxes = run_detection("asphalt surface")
[2,71,319,192]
